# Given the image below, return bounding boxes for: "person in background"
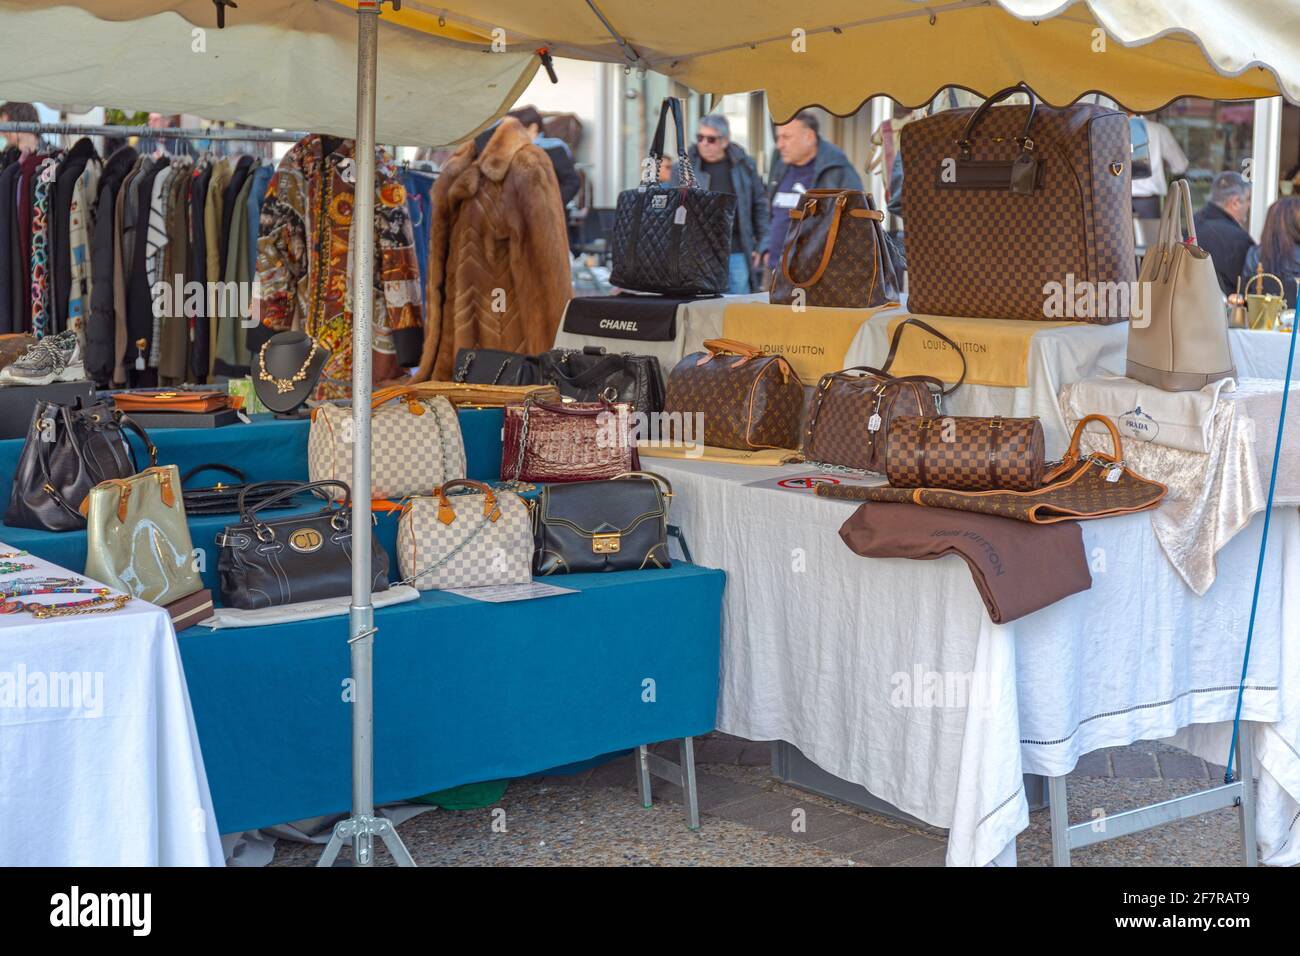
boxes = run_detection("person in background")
[1241,197,1300,309]
[0,102,44,152]
[1194,171,1255,296]
[657,154,674,184]
[1130,114,1189,219]
[508,106,581,207]
[764,111,862,276]
[684,114,768,293]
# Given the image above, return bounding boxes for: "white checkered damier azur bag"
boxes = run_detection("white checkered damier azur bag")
[397,480,533,590]
[308,386,467,499]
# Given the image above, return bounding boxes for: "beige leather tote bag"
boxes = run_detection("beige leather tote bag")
[1127,178,1235,391]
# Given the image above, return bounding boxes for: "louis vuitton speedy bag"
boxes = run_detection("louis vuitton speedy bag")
[663,338,804,450]
[884,415,1045,491]
[397,480,533,590]
[309,386,466,499]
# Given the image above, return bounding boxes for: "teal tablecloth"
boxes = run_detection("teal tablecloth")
[0,406,725,834]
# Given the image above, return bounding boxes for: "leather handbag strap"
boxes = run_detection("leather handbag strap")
[780,192,849,289]
[239,479,349,522]
[433,479,500,524]
[958,82,1037,155]
[698,338,768,368]
[182,462,246,485]
[1061,413,1124,467]
[369,384,436,413]
[880,319,967,395]
[614,470,674,499]
[550,353,630,390]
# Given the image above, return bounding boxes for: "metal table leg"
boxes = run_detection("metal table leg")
[636,736,701,829]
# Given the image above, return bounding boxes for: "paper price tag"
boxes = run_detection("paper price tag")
[673,205,687,225]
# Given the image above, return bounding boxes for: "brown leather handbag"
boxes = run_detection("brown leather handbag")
[884,415,1045,491]
[111,389,240,414]
[770,189,900,308]
[801,319,966,472]
[819,414,1167,523]
[900,83,1135,323]
[500,397,639,483]
[663,338,803,450]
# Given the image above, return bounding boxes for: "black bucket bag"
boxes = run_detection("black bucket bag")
[5,397,156,532]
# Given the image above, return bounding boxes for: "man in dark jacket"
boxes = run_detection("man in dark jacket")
[764,111,863,273]
[684,114,769,293]
[508,106,581,208]
[1194,171,1254,296]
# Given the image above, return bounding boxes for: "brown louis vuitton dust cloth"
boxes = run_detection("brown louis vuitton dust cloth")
[837,501,1092,624]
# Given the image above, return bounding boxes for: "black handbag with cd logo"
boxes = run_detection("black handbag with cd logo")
[215,479,389,610]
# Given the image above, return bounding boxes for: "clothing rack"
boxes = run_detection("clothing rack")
[0,121,309,143]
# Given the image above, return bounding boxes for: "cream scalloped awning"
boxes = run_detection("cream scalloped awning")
[0,0,1295,145]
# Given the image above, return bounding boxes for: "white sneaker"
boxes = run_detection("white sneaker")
[0,331,85,387]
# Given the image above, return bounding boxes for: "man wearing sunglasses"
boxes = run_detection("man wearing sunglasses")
[683,114,769,293]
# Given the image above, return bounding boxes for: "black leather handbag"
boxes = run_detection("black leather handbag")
[452,348,540,386]
[180,464,304,516]
[215,480,390,610]
[533,472,672,575]
[5,397,156,532]
[538,347,665,414]
[609,98,737,296]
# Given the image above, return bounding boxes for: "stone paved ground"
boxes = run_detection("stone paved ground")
[271,733,1254,867]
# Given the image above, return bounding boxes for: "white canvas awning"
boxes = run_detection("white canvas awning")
[0,0,539,146]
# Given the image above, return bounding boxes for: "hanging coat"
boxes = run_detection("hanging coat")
[414,117,572,382]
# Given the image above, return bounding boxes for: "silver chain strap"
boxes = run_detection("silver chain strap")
[396,501,493,588]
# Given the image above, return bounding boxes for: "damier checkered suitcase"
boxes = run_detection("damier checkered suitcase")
[900,83,1135,323]
[397,480,533,590]
[884,415,1044,491]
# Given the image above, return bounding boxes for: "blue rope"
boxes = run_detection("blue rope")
[1225,312,1299,784]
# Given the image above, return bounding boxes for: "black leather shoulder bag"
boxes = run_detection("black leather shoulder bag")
[538,346,665,414]
[609,97,737,296]
[533,471,672,575]
[452,348,540,386]
[5,397,156,532]
[180,463,303,516]
[215,479,390,610]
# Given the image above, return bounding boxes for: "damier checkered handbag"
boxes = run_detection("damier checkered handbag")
[396,480,533,591]
[818,415,1167,523]
[900,83,1135,322]
[884,415,1044,491]
[308,386,466,500]
[801,319,966,472]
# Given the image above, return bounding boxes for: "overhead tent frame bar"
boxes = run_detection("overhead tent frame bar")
[0,122,310,142]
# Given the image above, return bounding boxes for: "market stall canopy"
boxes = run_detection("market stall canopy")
[0,0,539,146]
[438,0,1298,116]
[1,0,1295,142]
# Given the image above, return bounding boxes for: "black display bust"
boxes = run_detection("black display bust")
[253,331,330,417]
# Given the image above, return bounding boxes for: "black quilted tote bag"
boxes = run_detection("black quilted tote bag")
[610,97,736,296]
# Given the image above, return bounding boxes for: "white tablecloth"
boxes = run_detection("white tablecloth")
[0,546,223,866]
[654,458,1300,867]
[1231,328,1298,382]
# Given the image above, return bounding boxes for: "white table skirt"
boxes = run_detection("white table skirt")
[653,457,1300,866]
[0,546,223,866]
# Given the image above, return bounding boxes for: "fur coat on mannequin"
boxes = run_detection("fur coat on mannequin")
[415,117,572,381]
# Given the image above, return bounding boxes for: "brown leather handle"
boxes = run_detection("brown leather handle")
[780,193,848,289]
[958,82,1037,154]
[1065,413,1124,463]
[882,319,967,395]
[434,479,500,524]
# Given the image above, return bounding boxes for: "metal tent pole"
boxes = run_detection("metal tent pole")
[319,0,415,868]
